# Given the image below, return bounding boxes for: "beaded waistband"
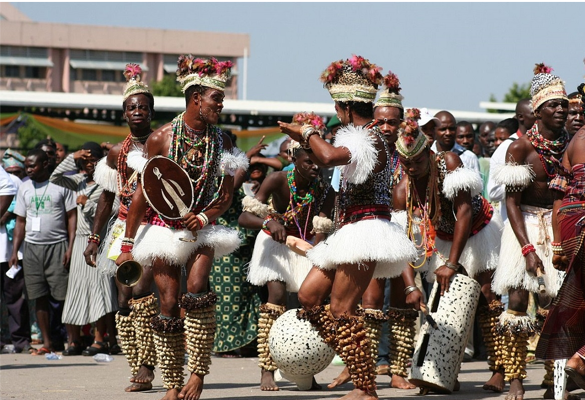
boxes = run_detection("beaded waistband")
[338,205,391,228]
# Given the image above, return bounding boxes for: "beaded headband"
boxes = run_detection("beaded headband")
[320,55,383,103]
[123,63,151,101]
[530,63,567,111]
[375,71,403,109]
[395,108,427,159]
[176,55,233,93]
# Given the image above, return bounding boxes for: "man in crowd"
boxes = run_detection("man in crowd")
[432,111,481,174]
[566,91,584,138]
[455,121,476,152]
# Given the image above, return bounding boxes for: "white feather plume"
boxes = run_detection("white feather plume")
[126,149,148,173]
[94,156,118,194]
[218,147,249,176]
[442,167,483,200]
[333,124,378,185]
[492,163,535,189]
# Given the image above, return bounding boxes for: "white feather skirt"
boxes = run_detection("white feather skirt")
[492,207,563,297]
[246,230,313,292]
[306,219,417,279]
[132,223,241,267]
[427,211,504,281]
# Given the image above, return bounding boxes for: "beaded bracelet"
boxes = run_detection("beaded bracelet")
[551,243,564,255]
[262,213,283,231]
[120,244,134,254]
[196,213,209,228]
[404,286,419,296]
[87,233,100,245]
[521,243,536,257]
[444,261,460,272]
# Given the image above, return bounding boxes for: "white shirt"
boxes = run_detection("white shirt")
[0,168,21,263]
[487,133,520,222]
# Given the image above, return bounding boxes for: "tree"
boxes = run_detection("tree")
[150,74,182,97]
[17,115,45,150]
[488,82,531,113]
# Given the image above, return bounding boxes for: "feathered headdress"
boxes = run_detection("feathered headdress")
[395,108,427,158]
[176,55,233,93]
[320,55,383,103]
[375,71,403,109]
[123,63,151,101]
[530,62,567,111]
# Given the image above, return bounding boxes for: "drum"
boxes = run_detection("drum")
[269,309,335,390]
[409,273,481,393]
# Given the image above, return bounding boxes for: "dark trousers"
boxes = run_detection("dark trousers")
[0,261,31,350]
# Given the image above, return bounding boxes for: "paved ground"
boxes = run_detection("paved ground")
[1,352,583,400]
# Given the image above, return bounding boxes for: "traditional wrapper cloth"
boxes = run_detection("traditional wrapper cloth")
[410,274,481,394]
[536,200,585,360]
[375,71,403,109]
[257,303,285,372]
[246,230,313,292]
[320,55,382,103]
[123,63,151,101]
[395,108,427,159]
[530,63,568,111]
[492,205,563,298]
[93,157,119,194]
[176,55,233,93]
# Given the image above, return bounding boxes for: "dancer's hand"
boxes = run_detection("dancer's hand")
[277,121,303,142]
[182,212,202,233]
[434,265,457,295]
[525,252,545,276]
[266,220,286,243]
[116,252,134,267]
[552,254,569,271]
[84,242,98,267]
[405,288,423,311]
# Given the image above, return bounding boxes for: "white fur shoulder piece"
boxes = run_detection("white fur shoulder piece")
[442,167,483,200]
[333,124,377,185]
[126,149,148,174]
[492,163,535,189]
[94,156,118,194]
[218,147,249,177]
[241,195,269,218]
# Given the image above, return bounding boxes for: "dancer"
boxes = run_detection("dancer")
[279,55,417,400]
[392,108,504,393]
[116,55,246,400]
[239,112,334,391]
[492,63,570,400]
[84,64,158,392]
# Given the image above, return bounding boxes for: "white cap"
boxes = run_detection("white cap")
[418,108,439,127]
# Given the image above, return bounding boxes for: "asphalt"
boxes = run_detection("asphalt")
[1,352,583,400]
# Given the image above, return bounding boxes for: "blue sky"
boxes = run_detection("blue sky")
[12,2,585,112]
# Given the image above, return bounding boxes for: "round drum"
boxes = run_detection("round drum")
[269,309,335,390]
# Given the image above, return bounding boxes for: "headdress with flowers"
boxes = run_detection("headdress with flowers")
[375,71,404,109]
[395,108,427,158]
[320,55,383,103]
[123,63,151,101]
[176,55,233,93]
[530,62,567,111]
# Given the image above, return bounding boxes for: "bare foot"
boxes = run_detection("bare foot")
[338,388,378,399]
[390,375,416,389]
[160,388,181,400]
[483,369,505,392]
[178,373,204,400]
[328,367,351,389]
[125,382,153,392]
[260,369,278,391]
[504,379,524,400]
[134,365,155,384]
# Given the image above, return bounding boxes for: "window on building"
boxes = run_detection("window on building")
[101,70,116,82]
[4,65,20,78]
[25,66,44,79]
[82,69,97,81]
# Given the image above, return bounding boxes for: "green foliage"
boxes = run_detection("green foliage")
[17,116,45,150]
[488,82,531,113]
[150,74,182,97]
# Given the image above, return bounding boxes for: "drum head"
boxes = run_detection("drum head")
[141,156,194,220]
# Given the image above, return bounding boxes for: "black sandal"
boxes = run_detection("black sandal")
[62,341,84,356]
[82,341,109,356]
